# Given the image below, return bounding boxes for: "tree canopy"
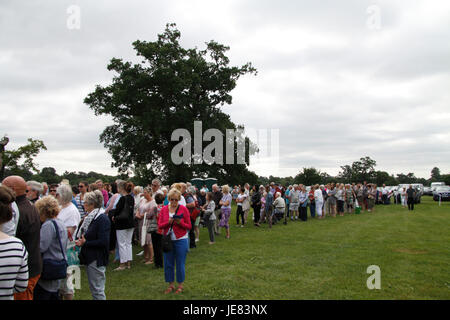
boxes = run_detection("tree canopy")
[84,23,258,184]
[0,137,47,180]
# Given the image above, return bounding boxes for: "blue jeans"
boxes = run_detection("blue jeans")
[310,203,316,218]
[163,238,189,283]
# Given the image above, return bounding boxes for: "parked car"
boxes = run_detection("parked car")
[423,186,433,196]
[432,186,450,201]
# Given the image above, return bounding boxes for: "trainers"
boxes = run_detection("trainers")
[195,238,199,242]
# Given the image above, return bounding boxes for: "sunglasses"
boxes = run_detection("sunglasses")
[169,198,179,201]
[78,185,84,188]
[50,190,57,192]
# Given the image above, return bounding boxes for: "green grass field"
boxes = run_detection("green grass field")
[74,196,449,300]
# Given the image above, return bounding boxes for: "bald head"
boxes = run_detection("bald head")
[2,176,27,196]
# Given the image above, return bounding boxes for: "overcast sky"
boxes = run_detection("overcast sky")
[1,0,449,180]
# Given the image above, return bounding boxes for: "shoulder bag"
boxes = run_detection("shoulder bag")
[41,220,68,280]
[162,206,179,253]
[115,196,132,223]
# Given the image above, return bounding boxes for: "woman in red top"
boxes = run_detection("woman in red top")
[158,188,191,294]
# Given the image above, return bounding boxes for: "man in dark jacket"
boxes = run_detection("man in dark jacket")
[2,175,42,300]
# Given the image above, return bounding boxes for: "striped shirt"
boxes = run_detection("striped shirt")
[74,193,87,219]
[0,237,29,300]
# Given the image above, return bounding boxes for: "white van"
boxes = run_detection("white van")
[431,182,445,192]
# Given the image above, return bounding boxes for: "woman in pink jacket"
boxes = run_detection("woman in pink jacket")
[158,188,191,294]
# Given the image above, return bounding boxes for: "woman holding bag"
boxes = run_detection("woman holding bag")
[34,196,68,300]
[112,182,135,271]
[158,188,191,294]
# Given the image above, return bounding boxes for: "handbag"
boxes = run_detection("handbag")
[162,206,179,253]
[115,197,132,223]
[140,208,147,247]
[41,220,68,280]
[67,243,80,266]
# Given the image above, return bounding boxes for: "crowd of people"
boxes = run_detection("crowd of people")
[0,175,420,300]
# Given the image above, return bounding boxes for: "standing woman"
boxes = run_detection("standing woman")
[104,180,121,262]
[344,184,354,214]
[314,184,324,219]
[55,184,81,300]
[133,186,144,245]
[356,184,364,210]
[289,185,300,221]
[260,189,267,224]
[328,184,337,217]
[401,187,407,208]
[158,188,191,294]
[0,186,29,300]
[34,196,68,300]
[298,186,308,221]
[308,186,316,218]
[242,183,251,225]
[136,187,155,264]
[75,181,89,220]
[75,190,110,300]
[149,193,165,269]
[336,184,345,217]
[218,185,232,239]
[235,187,246,227]
[251,185,262,227]
[112,182,135,271]
[368,184,377,212]
[201,192,216,244]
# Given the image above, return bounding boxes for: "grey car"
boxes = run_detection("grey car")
[423,186,433,196]
[432,186,450,201]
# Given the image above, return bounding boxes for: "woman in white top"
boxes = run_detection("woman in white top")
[314,184,324,219]
[401,187,407,208]
[235,187,246,227]
[0,186,28,300]
[56,184,81,300]
[136,187,155,264]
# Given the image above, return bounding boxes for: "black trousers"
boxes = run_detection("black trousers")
[34,283,60,300]
[299,206,308,221]
[337,200,344,213]
[189,218,196,248]
[108,213,117,251]
[407,198,414,210]
[236,205,245,225]
[151,232,163,268]
[206,219,215,242]
[252,204,261,224]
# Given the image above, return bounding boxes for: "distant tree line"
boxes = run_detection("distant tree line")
[2,137,448,188]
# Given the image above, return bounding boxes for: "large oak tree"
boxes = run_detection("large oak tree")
[85,24,258,184]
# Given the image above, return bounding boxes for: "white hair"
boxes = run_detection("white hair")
[56,184,73,205]
[84,190,104,208]
[27,181,43,195]
[188,186,196,194]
